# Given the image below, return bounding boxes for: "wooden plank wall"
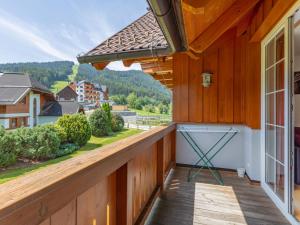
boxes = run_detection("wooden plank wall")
[33,128,175,225]
[173,28,261,129]
[172,0,295,129]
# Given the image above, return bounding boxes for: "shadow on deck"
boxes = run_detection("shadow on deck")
[145,166,290,225]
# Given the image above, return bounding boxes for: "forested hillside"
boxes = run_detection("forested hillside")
[76,64,170,103]
[0,61,74,88]
[0,61,171,103]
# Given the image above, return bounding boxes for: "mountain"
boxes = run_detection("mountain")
[0,61,171,103]
[0,61,74,88]
[76,64,171,103]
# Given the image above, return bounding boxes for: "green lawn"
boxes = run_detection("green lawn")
[50,80,69,93]
[50,64,78,93]
[129,108,171,120]
[0,129,142,184]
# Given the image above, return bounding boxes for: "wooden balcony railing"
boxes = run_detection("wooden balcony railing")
[0,123,176,225]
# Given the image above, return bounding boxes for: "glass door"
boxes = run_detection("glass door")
[264,27,287,203]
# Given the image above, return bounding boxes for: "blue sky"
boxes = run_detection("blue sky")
[0,0,148,70]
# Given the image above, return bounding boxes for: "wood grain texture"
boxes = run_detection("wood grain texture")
[251,0,297,42]
[190,0,260,53]
[127,143,158,225]
[146,167,290,225]
[218,36,234,123]
[203,49,218,123]
[77,173,116,225]
[0,124,175,225]
[173,53,189,122]
[188,56,203,122]
[51,200,76,225]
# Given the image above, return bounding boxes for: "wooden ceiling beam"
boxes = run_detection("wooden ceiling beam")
[190,0,259,53]
[250,0,297,42]
[160,80,174,85]
[92,62,109,70]
[151,73,173,80]
[122,59,135,67]
[182,0,207,14]
[141,60,173,74]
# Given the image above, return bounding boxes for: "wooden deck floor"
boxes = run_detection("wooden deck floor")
[145,167,290,225]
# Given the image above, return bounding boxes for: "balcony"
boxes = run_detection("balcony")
[0,123,289,225]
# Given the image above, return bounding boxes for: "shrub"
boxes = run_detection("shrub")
[0,125,5,137]
[111,114,124,132]
[15,125,60,160]
[0,132,19,167]
[102,102,112,131]
[56,114,91,146]
[144,104,156,113]
[89,108,111,137]
[54,124,68,144]
[55,143,80,157]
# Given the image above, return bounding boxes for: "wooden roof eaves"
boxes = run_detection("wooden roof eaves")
[77,47,172,64]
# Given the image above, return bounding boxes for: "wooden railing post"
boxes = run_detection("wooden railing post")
[171,129,176,164]
[157,138,165,189]
[116,163,128,225]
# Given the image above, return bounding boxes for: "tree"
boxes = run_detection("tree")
[127,92,138,108]
[110,95,127,105]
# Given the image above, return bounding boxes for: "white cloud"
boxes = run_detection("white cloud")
[106,61,142,71]
[0,10,74,61]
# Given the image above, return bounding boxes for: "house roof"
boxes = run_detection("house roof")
[40,100,83,116]
[0,73,52,105]
[0,87,30,105]
[57,86,78,97]
[77,11,171,64]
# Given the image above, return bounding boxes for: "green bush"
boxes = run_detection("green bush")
[54,124,68,144]
[56,114,91,146]
[15,125,60,160]
[89,108,111,137]
[111,114,124,132]
[0,125,5,137]
[0,132,19,167]
[102,103,112,132]
[55,143,80,157]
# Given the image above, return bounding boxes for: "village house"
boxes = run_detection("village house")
[0,72,54,129]
[69,80,109,104]
[0,73,85,128]
[56,85,78,101]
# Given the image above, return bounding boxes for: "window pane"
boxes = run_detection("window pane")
[276,30,284,61]
[276,62,285,90]
[276,127,285,164]
[266,38,275,68]
[266,125,276,157]
[266,155,275,191]
[266,94,275,124]
[276,91,285,126]
[266,67,275,93]
[276,163,285,201]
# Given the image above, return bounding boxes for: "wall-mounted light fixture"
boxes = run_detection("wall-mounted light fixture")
[202,72,212,88]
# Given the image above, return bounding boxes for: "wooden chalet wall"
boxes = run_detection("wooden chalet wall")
[173,28,261,129]
[173,0,298,129]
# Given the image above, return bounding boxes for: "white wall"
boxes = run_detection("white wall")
[29,92,40,127]
[176,124,261,181]
[38,116,58,125]
[0,119,9,129]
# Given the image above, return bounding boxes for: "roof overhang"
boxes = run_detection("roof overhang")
[147,0,187,52]
[77,47,171,64]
